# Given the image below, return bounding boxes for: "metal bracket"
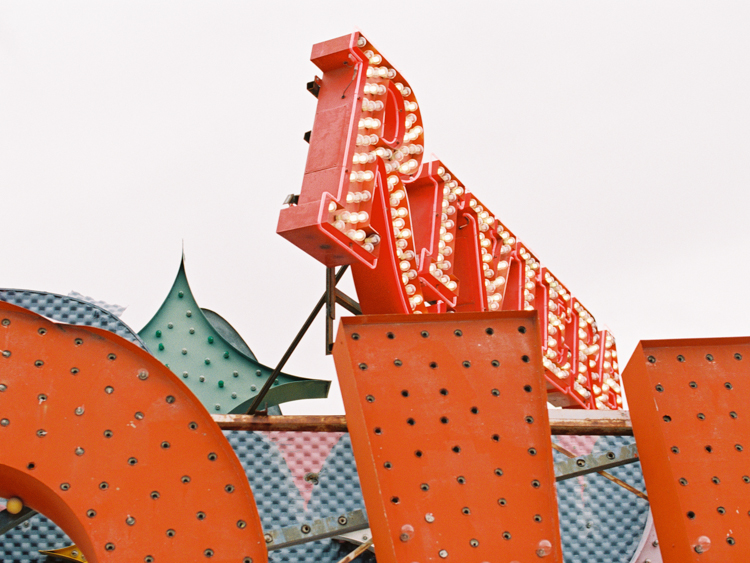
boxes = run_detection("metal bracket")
[555,443,640,481]
[265,509,368,552]
[0,507,36,535]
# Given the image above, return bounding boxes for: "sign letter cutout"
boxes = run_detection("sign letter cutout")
[278,32,620,410]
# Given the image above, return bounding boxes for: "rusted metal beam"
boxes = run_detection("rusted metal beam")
[213,410,633,435]
[548,409,633,436]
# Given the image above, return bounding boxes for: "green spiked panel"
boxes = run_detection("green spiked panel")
[139,257,330,413]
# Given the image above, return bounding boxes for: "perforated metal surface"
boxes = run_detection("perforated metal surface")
[333,311,563,563]
[0,301,266,563]
[623,338,750,561]
[0,431,651,563]
[138,257,330,413]
[0,290,146,350]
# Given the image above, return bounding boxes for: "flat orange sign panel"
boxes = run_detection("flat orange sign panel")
[0,302,266,563]
[333,311,562,563]
[623,338,750,561]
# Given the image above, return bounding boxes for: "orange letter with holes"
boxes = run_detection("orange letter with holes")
[0,302,266,563]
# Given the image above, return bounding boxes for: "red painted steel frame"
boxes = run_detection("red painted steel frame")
[623,337,750,561]
[333,311,563,563]
[0,302,266,563]
[278,31,621,410]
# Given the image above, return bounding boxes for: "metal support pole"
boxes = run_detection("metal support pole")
[246,266,348,414]
[326,267,336,355]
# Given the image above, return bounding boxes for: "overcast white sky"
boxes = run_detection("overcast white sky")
[2,2,749,414]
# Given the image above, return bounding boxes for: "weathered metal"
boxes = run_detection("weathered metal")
[623,337,750,561]
[332,311,563,562]
[277,30,622,409]
[213,410,634,435]
[265,509,368,551]
[554,443,640,481]
[0,301,267,563]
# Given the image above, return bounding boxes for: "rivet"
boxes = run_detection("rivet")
[134,411,144,420]
[182,348,188,355]
[75,447,84,456]
[1,319,9,326]
[126,516,135,526]
[75,406,84,416]
[256,369,262,376]
[166,395,175,404]
[205,358,211,365]
[351,333,360,340]
[167,323,173,329]
[223,351,229,359]
[0,384,5,392]
[1,418,10,427]
[182,371,189,379]
[36,429,47,437]
[231,392,237,399]
[647,356,656,363]
[233,371,239,378]
[189,328,195,334]
[155,330,162,337]
[105,386,114,394]
[186,310,192,317]
[250,385,256,391]
[214,404,221,411]
[218,380,224,388]
[208,336,214,344]
[264,534,273,544]
[2,350,10,358]
[138,370,149,380]
[439,549,448,558]
[158,343,165,351]
[178,291,184,298]
[199,376,205,382]
[425,513,435,523]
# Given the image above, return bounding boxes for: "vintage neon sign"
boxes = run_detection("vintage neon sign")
[278,32,621,410]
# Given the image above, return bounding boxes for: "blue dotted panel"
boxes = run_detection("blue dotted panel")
[0,290,147,350]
